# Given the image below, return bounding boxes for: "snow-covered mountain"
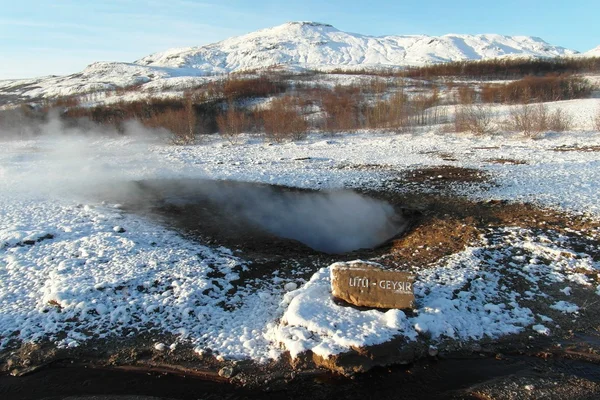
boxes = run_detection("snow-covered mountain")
[585,45,600,57]
[0,22,582,103]
[137,22,577,72]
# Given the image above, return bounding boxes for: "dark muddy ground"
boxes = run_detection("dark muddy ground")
[3,166,600,399]
[3,350,600,400]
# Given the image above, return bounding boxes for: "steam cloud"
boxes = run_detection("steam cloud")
[0,115,173,201]
[129,180,408,254]
[1,117,407,254]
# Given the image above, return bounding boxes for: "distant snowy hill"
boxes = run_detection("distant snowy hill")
[584,45,600,57]
[0,22,582,103]
[137,22,577,72]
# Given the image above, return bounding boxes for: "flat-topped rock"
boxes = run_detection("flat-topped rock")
[330,261,415,309]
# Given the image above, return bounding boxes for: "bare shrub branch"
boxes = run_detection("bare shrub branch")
[216,102,251,142]
[261,96,309,142]
[504,104,572,137]
[454,104,495,135]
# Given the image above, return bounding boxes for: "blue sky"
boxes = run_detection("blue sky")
[1,0,597,80]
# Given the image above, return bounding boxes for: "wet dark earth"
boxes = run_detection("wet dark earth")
[3,353,600,400]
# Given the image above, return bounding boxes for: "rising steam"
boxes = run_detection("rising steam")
[124,180,408,254]
[1,116,407,254]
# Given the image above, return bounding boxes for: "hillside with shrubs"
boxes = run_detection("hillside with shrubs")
[1,56,600,142]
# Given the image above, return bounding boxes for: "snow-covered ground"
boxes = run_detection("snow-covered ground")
[1,108,600,362]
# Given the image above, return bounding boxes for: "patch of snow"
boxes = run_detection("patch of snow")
[532,324,550,335]
[560,287,572,296]
[550,301,580,314]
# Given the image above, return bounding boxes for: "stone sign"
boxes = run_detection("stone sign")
[330,261,415,309]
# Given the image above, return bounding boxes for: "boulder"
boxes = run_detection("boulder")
[330,261,415,309]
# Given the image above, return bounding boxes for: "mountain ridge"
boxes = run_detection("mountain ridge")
[135,21,578,73]
[0,22,596,103]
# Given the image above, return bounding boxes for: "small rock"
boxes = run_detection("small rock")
[428,346,438,357]
[218,366,235,378]
[194,347,206,358]
[113,226,126,233]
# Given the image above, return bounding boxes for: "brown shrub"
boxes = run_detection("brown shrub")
[454,104,495,135]
[222,75,287,101]
[402,57,600,80]
[456,85,477,104]
[410,87,441,126]
[481,75,592,104]
[321,85,361,132]
[504,104,572,137]
[49,96,81,109]
[142,97,197,144]
[216,102,252,141]
[364,91,409,129]
[261,96,308,142]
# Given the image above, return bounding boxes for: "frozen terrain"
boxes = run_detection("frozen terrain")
[1,98,600,362]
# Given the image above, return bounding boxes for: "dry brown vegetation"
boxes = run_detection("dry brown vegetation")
[142,97,197,144]
[327,57,600,80]
[261,96,309,141]
[364,91,411,129]
[480,75,592,104]
[404,57,600,80]
[216,102,252,141]
[504,104,572,137]
[3,56,597,141]
[321,86,362,131]
[454,104,495,135]
[222,76,288,101]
